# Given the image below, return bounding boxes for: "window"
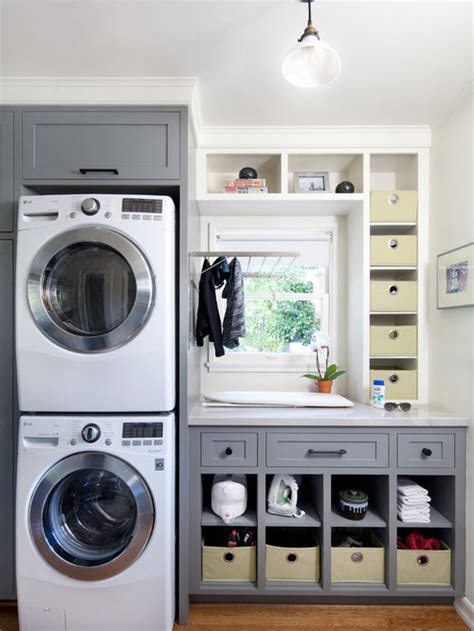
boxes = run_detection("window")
[205,219,336,372]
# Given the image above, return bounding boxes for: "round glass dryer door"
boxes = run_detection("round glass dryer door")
[29,453,155,581]
[27,227,154,352]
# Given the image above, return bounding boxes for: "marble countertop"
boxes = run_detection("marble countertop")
[188,400,469,427]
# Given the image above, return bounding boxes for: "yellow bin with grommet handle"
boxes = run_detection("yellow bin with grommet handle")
[397,542,451,585]
[370,325,417,357]
[370,190,418,223]
[202,540,256,582]
[370,368,418,400]
[370,280,418,312]
[332,531,385,583]
[266,542,320,582]
[371,235,417,267]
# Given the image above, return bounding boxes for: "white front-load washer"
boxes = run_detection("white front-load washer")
[16,415,175,631]
[16,194,175,413]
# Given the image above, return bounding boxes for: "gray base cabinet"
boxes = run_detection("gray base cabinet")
[0,240,14,597]
[189,426,465,602]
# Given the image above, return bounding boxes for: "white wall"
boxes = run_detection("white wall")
[429,90,474,605]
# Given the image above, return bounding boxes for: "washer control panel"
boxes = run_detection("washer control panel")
[19,416,172,455]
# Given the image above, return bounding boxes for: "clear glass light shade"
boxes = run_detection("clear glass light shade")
[281,35,341,88]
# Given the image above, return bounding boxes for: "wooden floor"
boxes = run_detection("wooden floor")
[0,602,468,630]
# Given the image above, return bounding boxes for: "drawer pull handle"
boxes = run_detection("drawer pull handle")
[307,449,347,457]
[389,285,399,295]
[79,168,119,175]
[422,448,432,457]
[417,555,430,567]
[388,193,400,205]
[224,447,233,456]
[388,238,399,249]
[286,553,298,563]
[223,552,235,563]
[389,373,399,383]
[388,329,399,340]
[351,552,364,564]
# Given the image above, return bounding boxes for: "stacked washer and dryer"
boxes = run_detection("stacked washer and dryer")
[15,194,176,631]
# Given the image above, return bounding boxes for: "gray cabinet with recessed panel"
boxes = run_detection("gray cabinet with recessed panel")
[189,425,466,604]
[22,111,180,180]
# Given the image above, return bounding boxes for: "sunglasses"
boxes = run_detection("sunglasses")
[384,401,411,412]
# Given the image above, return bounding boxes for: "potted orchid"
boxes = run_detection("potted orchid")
[302,333,345,394]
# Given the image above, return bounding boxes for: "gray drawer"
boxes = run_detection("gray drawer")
[397,434,455,468]
[266,433,389,468]
[22,111,180,180]
[201,433,258,467]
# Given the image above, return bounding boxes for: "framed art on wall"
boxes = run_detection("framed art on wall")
[294,172,329,193]
[437,242,474,309]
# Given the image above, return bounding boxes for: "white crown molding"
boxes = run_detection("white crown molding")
[454,596,474,630]
[0,75,433,148]
[198,124,432,148]
[0,76,203,142]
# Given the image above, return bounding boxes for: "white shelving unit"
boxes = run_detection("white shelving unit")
[194,147,429,404]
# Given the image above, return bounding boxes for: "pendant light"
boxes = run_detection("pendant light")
[282,0,341,88]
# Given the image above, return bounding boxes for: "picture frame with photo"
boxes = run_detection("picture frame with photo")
[437,242,474,309]
[294,171,329,194]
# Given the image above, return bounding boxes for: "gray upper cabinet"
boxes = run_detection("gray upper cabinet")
[0,240,14,596]
[22,111,180,180]
[0,112,14,232]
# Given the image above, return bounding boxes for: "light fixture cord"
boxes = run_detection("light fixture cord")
[299,0,320,42]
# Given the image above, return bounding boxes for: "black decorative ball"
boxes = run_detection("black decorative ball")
[239,167,258,180]
[335,181,355,194]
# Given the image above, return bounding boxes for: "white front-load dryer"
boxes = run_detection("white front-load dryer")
[16,415,175,631]
[16,194,175,412]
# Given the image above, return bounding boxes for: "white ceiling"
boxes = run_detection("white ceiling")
[0,1,472,127]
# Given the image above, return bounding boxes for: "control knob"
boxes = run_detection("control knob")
[82,423,101,443]
[81,198,101,216]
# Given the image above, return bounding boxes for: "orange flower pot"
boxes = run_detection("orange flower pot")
[317,380,333,394]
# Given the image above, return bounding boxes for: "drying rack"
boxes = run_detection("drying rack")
[189,251,300,277]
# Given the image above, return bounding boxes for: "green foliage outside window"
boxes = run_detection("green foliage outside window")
[233,267,324,353]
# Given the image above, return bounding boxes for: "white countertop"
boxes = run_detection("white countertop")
[188,400,469,427]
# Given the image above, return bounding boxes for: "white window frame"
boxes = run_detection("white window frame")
[202,216,339,373]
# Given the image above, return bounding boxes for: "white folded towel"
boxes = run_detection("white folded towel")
[397,477,429,497]
[397,511,431,523]
[397,494,431,506]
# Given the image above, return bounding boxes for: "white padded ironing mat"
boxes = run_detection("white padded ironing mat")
[204,391,354,408]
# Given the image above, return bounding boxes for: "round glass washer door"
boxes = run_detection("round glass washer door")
[27,227,154,353]
[29,452,155,581]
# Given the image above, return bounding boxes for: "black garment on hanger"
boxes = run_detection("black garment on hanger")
[196,258,225,357]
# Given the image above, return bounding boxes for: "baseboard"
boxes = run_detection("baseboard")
[455,597,474,630]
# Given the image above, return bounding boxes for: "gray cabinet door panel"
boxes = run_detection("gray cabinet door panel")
[266,433,389,468]
[201,432,258,467]
[0,240,14,595]
[0,113,14,231]
[22,112,180,180]
[397,433,455,468]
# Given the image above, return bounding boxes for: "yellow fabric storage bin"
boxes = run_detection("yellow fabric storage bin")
[266,542,320,582]
[370,280,417,312]
[397,543,451,586]
[370,190,418,223]
[370,369,417,400]
[371,325,417,357]
[202,541,256,582]
[332,532,385,583]
[371,235,417,267]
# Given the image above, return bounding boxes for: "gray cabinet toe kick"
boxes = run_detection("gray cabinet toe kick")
[189,426,466,603]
